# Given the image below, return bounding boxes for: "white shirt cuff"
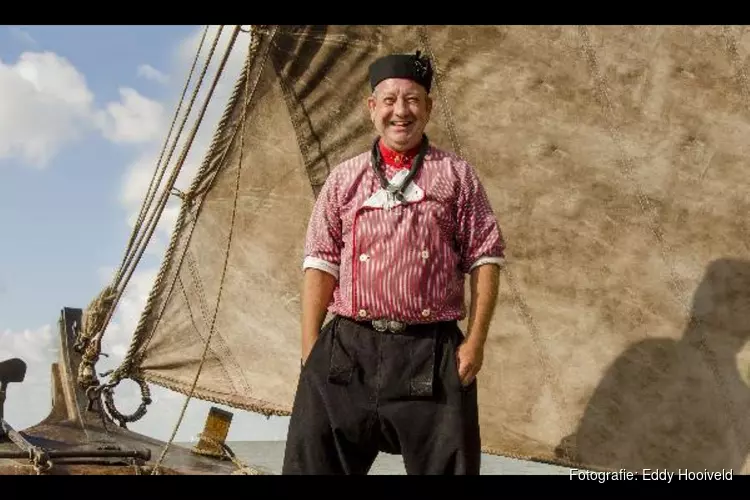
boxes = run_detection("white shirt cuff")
[302,256,340,280]
[469,256,506,272]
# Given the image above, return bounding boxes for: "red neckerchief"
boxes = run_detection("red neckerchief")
[378,140,421,170]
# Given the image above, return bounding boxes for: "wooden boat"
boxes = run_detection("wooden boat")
[0,308,246,475]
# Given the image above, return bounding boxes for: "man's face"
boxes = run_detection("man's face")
[368,78,432,152]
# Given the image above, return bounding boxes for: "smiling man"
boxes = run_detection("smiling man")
[282,51,506,475]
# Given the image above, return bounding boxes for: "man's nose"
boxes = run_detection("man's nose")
[394,97,409,115]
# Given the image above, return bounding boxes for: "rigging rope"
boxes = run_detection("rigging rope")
[78,26,226,399]
[196,434,265,474]
[95,24,260,442]
[83,25,247,432]
[112,26,267,384]
[115,25,210,289]
[107,26,224,324]
[150,24,251,474]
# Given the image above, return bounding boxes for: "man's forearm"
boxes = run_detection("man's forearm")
[301,268,337,363]
[465,263,500,348]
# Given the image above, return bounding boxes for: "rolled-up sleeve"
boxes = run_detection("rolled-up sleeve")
[302,173,343,279]
[455,162,506,274]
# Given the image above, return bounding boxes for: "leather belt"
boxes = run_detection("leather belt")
[371,318,407,333]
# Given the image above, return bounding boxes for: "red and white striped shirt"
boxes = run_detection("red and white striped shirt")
[302,143,505,323]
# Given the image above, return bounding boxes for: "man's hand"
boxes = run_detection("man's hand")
[457,341,484,386]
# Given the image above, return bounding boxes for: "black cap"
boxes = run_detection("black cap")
[368,50,433,93]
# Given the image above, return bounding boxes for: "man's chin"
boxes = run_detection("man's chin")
[383,132,421,151]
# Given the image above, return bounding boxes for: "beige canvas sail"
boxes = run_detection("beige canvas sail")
[114,25,750,473]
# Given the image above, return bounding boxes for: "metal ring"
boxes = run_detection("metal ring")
[101,376,152,428]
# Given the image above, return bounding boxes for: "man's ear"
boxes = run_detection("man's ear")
[367,95,377,120]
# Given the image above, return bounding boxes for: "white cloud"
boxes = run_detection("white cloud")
[137,64,169,85]
[97,87,166,144]
[0,50,168,168]
[0,324,56,368]
[0,324,57,429]
[0,51,96,167]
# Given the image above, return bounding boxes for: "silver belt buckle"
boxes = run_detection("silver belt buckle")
[372,319,406,333]
[372,319,388,332]
[388,320,406,333]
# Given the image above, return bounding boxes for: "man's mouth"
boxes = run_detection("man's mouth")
[390,120,413,129]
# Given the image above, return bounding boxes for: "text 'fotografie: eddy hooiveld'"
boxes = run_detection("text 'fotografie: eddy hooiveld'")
[571,469,733,482]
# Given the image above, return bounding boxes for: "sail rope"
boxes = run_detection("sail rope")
[101,26,225,343]
[113,32,209,295]
[190,433,265,474]
[115,26,210,289]
[111,26,267,384]
[149,27,264,475]
[198,434,265,474]
[89,26,235,426]
[73,25,224,401]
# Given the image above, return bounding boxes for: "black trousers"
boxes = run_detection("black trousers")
[282,315,481,475]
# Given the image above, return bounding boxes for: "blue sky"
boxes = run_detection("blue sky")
[0,26,191,332]
[0,25,290,443]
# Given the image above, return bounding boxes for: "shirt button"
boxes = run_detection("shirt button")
[421,309,431,318]
[421,250,429,260]
[359,253,369,262]
[358,309,368,318]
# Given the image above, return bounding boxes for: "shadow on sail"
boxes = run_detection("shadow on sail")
[556,258,750,472]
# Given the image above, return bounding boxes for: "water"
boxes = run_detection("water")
[196,441,574,475]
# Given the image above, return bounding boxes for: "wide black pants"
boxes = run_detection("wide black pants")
[282,315,481,475]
